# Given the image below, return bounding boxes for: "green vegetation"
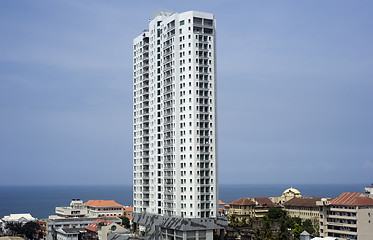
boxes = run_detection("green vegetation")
[4,221,40,239]
[228,208,318,240]
[119,216,131,229]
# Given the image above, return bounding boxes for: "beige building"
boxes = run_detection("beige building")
[284,197,322,226]
[229,198,255,220]
[317,192,373,240]
[84,200,123,217]
[229,197,277,220]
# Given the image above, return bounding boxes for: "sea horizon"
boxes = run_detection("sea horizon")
[0,183,369,219]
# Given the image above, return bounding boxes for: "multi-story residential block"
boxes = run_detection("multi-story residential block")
[317,192,373,240]
[284,197,322,227]
[132,10,226,239]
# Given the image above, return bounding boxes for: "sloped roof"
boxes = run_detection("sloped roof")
[218,200,227,205]
[331,192,373,206]
[86,219,113,232]
[1,214,36,222]
[284,197,322,207]
[84,200,123,208]
[123,206,133,212]
[254,197,276,207]
[229,198,255,206]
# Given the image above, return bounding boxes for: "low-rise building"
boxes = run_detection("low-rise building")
[55,228,85,240]
[85,219,129,240]
[46,217,121,240]
[250,197,277,218]
[218,200,230,216]
[229,197,277,221]
[84,200,124,217]
[229,198,256,221]
[284,197,322,226]
[317,192,373,240]
[1,213,36,225]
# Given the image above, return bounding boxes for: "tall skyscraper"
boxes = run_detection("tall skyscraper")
[133,11,226,239]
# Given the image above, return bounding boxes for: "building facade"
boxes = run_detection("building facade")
[133,10,226,239]
[317,192,373,240]
[284,197,322,227]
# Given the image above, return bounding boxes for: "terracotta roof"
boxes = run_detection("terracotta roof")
[229,198,255,206]
[84,200,123,208]
[218,200,227,205]
[331,192,373,206]
[123,206,133,212]
[284,197,322,207]
[254,197,276,208]
[86,219,113,232]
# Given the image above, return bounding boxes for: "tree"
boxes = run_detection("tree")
[267,207,287,221]
[5,222,23,236]
[119,216,131,229]
[21,221,40,239]
[302,219,315,235]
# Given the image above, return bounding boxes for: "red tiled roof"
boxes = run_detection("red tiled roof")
[86,219,113,232]
[229,198,255,206]
[331,192,373,206]
[284,197,322,207]
[218,200,227,205]
[123,206,133,212]
[254,197,276,208]
[84,200,123,208]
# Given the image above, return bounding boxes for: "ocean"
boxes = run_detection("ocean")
[0,183,368,219]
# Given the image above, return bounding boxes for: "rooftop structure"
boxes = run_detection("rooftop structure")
[55,199,88,218]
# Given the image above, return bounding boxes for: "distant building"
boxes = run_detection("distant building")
[284,197,322,226]
[229,198,255,221]
[250,197,277,218]
[85,219,129,240]
[218,200,229,216]
[55,199,88,218]
[228,197,277,221]
[84,200,124,217]
[46,217,121,240]
[365,183,373,198]
[55,227,85,240]
[1,213,37,235]
[38,219,47,239]
[1,213,36,224]
[317,192,373,240]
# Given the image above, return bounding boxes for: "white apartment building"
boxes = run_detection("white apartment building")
[317,192,373,240]
[133,11,226,239]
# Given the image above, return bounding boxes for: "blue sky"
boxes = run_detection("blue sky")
[1,0,372,185]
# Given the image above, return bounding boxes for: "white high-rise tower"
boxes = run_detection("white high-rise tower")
[132,11,226,239]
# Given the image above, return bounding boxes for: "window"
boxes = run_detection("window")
[180,20,185,26]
